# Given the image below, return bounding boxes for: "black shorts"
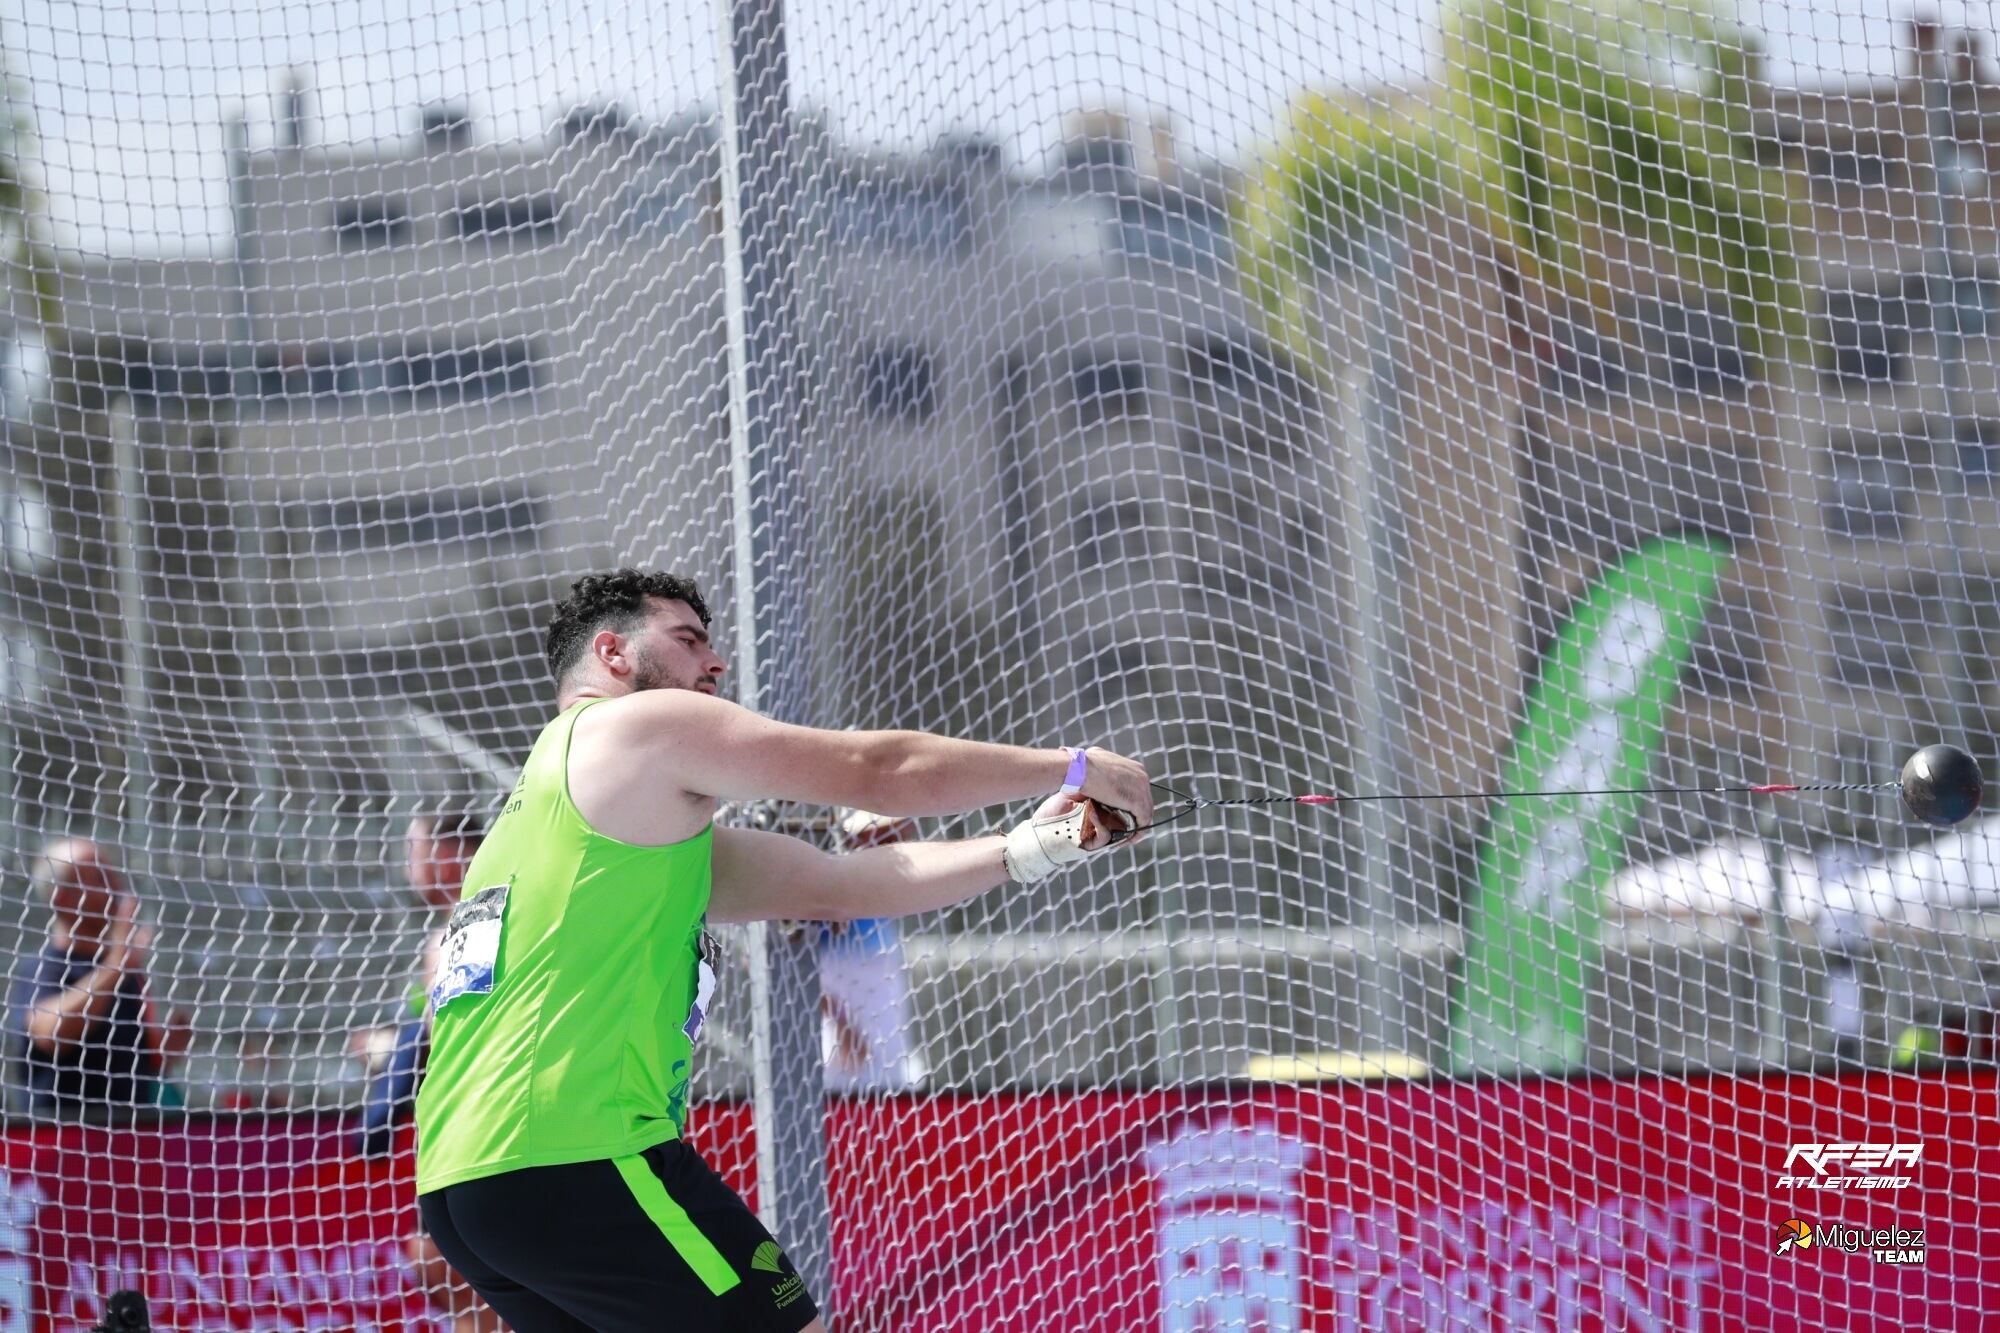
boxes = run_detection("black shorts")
[419,1140,820,1333]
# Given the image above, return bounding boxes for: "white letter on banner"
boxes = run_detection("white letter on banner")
[1582,599,1670,705]
[1517,818,1587,911]
[1540,712,1626,817]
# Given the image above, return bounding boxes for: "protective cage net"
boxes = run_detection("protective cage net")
[0,0,1995,1329]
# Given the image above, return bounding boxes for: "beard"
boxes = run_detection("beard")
[629,648,702,694]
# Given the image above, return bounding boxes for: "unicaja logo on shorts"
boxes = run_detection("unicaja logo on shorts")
[1775,1142,1921,1190]
[1774,1218,1926,1265]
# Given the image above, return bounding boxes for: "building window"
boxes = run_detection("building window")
[1064,133,1132,175]
[1826,584,1928,692]
[859,344,938,422]
[386,339,540,407]
[446,194,565,244]
[1075,639,1150,716]
[0,627,46,702]
[302,489,546,553]
[331,198,412,250]
[239,339,541,412]
[1540,317,1627,400]
[1684,591,1768,696]
[0,483,51,572]
[832,182,969,257]
[1820,283,1918,386]
[1936,274,2000,338]
[1188,482,1322,602]
[1821,450,1912,541]
[1545,299,1746,400]
[126,346,232,412]
[256,344,360,402]
[1114,195,1228,270]
[1185,335,1285,402]
[1070,353,1148,429]
[1069,493,1155,571]
[1638,299,1746,395]
[1805,147,1891,188]
[0,330,47,417]
[1958,418,2000,486]
[622,175,711,240]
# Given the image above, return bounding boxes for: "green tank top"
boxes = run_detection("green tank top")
[415,697,715,1193]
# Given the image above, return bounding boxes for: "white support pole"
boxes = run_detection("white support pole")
[1343,224,1414,1057]
[222,114,288,861]
[108,400,153,841]
[715,0,831,1302]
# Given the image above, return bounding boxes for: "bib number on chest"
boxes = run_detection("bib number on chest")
[430,885,509,1012]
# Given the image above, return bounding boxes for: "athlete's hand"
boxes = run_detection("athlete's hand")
[158,1007,196,1065]
[1074,747,1152,839]
[108,925,153,976]
[1035,792,1120,851]
[100,896,147,974]
[1003,792,1125,882]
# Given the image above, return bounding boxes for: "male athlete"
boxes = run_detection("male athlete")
[415,568,1152,1332]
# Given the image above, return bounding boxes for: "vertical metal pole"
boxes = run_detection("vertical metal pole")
[223,116,287,860]
[1341,225,1413,1056]
[0,686,13,865]
[1750,367,1841,1070]
[107,402,153,838]
[1920,63,1987,749]
[716,0,830,1305]
[1753,800,1794,1068]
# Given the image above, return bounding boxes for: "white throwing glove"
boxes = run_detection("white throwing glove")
[1002,796,1102,883]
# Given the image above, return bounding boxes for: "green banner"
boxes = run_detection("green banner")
[1450,534,1729,1075]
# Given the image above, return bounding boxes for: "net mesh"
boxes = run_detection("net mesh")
[0,1,1995,1328]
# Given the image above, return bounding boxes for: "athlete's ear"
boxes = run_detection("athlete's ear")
[592,628,631,678]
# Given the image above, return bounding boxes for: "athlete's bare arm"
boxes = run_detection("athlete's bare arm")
[568,689,1151,846]
[707,795,1119,923]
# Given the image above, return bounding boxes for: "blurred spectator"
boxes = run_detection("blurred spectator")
[823,810,929,1092]
[348,808,501,1333]
[350,808,486,1154]
[7,838,189,1117]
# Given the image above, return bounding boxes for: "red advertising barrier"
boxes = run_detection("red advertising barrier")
[3,1070,1995,1331]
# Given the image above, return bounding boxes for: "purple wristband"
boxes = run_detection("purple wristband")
[1062,747,1089,793]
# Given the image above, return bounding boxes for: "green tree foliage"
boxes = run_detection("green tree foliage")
[1239,0,1807,378]
[0,73,62,336]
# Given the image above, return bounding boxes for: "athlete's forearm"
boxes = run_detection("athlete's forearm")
[859,732,1072,818]
[709,823,1010,923]
[817,837,1011,919]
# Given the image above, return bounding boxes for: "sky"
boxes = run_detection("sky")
[0,0,1982,255]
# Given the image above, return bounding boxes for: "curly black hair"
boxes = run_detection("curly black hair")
[545,568,712,684]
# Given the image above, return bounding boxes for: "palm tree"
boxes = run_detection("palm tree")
[1239,0,1807,378]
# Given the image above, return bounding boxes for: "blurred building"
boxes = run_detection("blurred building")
[30,95,1343,904]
